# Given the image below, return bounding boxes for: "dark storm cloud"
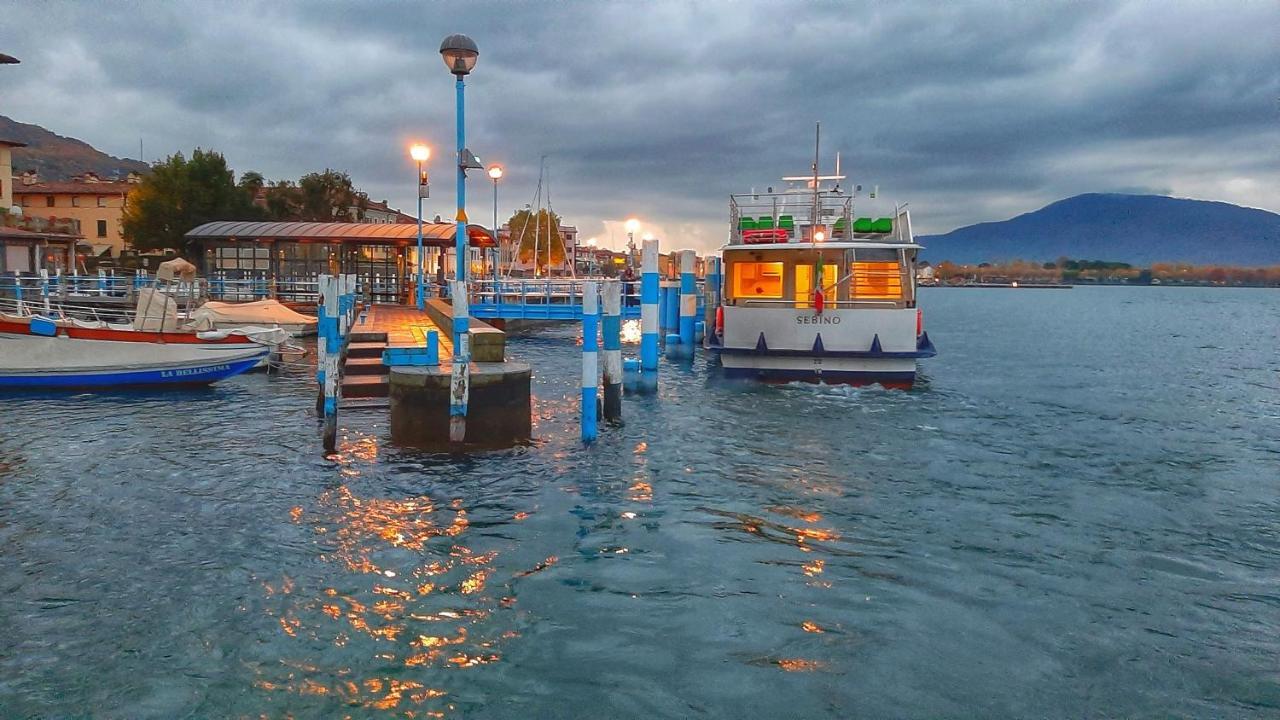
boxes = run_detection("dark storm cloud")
[2,1,1276,249]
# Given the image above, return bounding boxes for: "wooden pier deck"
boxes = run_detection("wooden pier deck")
[353,304,453,352]
[341,304,450,406]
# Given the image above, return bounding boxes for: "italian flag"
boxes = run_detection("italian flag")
[814,254,825,314]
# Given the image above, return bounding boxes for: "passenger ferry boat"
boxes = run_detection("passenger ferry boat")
[708,166,936,388]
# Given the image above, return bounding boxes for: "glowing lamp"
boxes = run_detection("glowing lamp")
[439,34,479,76]
[814,230,825,242]
[487,165,503,180]
[624,218,640,234]
[410,144,430,162]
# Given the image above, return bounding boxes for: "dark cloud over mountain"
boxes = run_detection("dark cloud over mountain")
[1,1,1276,251]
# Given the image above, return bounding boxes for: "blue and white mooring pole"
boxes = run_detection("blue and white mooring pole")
[319,275,341,453]
[678,249,697,355]
[640,239,659,372]
[581,281,599,442]
[602,279,623,423]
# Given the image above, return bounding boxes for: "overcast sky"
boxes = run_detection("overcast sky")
[2,1,1277,252]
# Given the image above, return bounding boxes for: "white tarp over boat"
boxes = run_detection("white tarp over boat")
[133,287,181,331]
[189,299,317,335]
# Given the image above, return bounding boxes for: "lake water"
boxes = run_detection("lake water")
[1,287,1278,718]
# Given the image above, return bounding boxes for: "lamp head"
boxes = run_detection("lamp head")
[439,34,479,76]
[487,165,503,180]
[624,218,640,234]
[410,144,430,162]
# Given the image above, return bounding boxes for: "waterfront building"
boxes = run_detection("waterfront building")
[11,170,141,258]
[0,139,21,211]
[354,197,417,225]
[0,223,83,273]
[184,220,495,303]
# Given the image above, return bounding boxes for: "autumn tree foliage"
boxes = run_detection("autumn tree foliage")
[507,208,564,272]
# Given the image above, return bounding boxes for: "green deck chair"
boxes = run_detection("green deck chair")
[872,217,893,233]
[853,217,875,233]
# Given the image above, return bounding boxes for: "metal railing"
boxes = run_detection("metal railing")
[467,277,700,320]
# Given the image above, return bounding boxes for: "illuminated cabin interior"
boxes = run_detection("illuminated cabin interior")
[724,246,916,308]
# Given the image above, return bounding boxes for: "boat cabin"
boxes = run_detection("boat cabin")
[723,243,919,309]
[723,181,920,309]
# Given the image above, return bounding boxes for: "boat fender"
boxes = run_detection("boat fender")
[916,308,923,337]
[30,316,58,337]
[715,306,724,337]
[814,287,825,314]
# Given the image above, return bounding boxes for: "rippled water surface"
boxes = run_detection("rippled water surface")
[2,287,1279,718]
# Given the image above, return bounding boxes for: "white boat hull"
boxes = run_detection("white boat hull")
[715,306,934,387]
[0,334,269,389]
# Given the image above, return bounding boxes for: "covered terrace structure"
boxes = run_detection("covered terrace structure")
[185,221,495,304]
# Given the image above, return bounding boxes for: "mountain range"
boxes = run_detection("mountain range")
[918,193,1280,266]
[1,114,150,181]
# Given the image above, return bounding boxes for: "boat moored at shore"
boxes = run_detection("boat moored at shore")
[708,153,936,387]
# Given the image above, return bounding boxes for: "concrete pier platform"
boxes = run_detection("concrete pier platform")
[341,303,529,448]
[389,361,532,449]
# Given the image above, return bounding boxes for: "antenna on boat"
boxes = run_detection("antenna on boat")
[811,122,821,241]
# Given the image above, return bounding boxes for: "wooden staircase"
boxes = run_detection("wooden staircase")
[341,335,390,407]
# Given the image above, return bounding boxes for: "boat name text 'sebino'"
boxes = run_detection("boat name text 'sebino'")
[796,315,841,325]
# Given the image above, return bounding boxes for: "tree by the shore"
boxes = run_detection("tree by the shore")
[122,149,261,253]
[124,151,370,253]
[508,208,564,272]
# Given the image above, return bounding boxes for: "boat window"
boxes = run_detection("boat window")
[850,249,903,300]
[732,261,784,299]
[794,262,839,308]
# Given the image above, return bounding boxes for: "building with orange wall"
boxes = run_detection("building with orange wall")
[12,170,141,257]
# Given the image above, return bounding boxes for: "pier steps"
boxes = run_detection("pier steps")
[340,331,390,401]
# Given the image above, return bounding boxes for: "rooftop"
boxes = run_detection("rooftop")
[14,180,137,195]
[185,220,496,246]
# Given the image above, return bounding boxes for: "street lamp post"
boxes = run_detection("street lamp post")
[410,144,430,309]
[488,165,502,284]
[440,33,480,444]
[624,218,640,275]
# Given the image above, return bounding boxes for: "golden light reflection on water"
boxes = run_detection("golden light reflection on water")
[255,437,545,717]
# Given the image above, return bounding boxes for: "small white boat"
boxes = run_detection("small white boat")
[188,299,317,336]
[708,137,936,388]
[0,327,268,389]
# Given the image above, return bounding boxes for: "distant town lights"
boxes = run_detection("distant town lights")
[410,144,430,162]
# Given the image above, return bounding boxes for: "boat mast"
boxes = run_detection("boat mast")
[811,122,821,241]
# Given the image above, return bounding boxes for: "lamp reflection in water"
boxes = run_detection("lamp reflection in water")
[250,430,555,715]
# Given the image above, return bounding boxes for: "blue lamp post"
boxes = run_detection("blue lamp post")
[440,33,480,355]
[410,143,430,309]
